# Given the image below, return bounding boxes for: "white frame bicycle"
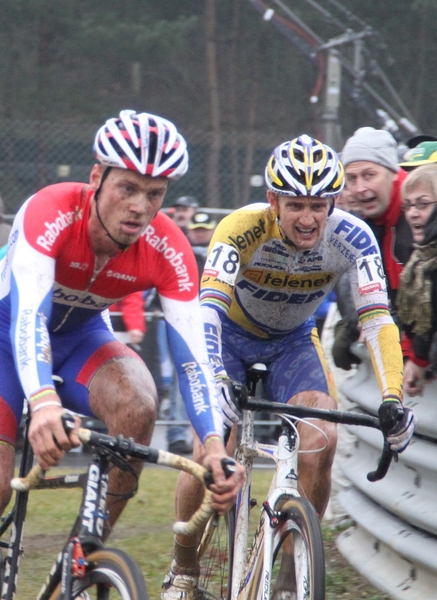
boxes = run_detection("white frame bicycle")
[197,363,393,600]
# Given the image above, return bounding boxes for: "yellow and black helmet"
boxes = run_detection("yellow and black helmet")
[265,135,344,198]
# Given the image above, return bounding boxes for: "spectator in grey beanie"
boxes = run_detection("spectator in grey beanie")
[331,126,413,370]
[342,126,399,175]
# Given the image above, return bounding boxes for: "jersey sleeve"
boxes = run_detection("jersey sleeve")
[199,216,241,317]
[347,250,404,400]
[8,204,57,401]
[160,295,224,442]
[198,216,243,377]
[6,184,89,402]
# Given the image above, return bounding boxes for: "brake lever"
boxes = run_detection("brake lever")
[203,457,236,489]
[61,413,76,434]
[367,440,396,482]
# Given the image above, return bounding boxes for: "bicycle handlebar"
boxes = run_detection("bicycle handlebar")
[11,427,215,537]
[238,396,394,482]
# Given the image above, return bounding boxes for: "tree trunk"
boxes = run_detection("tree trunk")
[412,7,427,126]
[36,3,54,190]
[205,0,221,208]
[228,0,241,208]
[240,47,261,208]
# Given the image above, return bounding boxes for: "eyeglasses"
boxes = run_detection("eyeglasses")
[402,200,437,212]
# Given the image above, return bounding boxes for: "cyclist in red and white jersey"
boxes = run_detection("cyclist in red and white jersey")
[0,110,244,529]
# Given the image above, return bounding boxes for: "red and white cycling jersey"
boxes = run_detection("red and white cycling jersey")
[0,182,222,443]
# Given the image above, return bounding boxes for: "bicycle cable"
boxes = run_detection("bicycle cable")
[277,413,329,454]
[91,441,140,501]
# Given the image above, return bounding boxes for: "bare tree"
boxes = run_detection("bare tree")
[204,0,221,207]
[228,0,242,208]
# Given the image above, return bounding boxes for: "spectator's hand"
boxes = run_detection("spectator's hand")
[378,400,417,453]
[202,437,245,515]
[29,396,81,470]
[403,360,426,396]
[127,329,144,345]
[216,376,241,429]
[332,319,361,370]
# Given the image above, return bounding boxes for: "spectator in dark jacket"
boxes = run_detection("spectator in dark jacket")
[168,196,199,234]
[187,212,217,285]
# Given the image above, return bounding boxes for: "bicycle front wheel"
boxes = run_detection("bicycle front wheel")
[49,548,148,600]
[252,497,325,600]
[197,508,235,600]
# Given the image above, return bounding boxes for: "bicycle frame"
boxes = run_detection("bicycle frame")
[228,363,392,600]
[4,420,215,599]
[0,413,126,600]
[232,407,301,600]
[36,451,113,600]
[0,415,35,600]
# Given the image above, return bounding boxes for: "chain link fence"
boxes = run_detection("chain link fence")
[0,119,288,215]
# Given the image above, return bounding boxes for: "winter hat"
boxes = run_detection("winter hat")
[399,142,437,170]
[341,127,399,172]
[171,196,199,208]
[188,212,217,230]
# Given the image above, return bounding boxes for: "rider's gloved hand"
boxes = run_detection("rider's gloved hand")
[216,376,241,429]
[378,400,417,453]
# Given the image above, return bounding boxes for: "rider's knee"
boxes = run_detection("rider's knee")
[90,358,158,435]
[0,444,15,515]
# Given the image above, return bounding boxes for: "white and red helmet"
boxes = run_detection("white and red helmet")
[94,110,189,179]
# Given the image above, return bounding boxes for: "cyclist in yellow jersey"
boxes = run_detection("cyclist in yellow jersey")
[162,135,417,600]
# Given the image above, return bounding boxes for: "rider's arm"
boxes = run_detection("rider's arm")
[197,219,242,377]
[347,252,404,400]
[348,252,416,451]
[160,295,224,443]
[8,206,58,405]
[151,217,227,444]
[6,198,81,469]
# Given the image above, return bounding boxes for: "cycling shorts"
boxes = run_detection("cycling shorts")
[221,317,337,404]
[0,318,142,446]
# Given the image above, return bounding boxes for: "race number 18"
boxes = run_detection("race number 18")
[357,254,387,295]
[203,242,240,284]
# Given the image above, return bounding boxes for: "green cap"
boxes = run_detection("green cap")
[399,141,437,169]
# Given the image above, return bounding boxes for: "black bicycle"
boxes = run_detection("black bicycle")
[1,413,214,600]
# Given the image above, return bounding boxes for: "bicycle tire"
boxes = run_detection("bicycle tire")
[251,497,325,600]
[197,508,235,600]
[48,548,148,600]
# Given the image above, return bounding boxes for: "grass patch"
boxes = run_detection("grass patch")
[8,463,388,598]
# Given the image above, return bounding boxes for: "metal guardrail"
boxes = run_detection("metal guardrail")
[337,343,437,599]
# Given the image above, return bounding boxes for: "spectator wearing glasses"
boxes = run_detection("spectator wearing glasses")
[397,164,437,396]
